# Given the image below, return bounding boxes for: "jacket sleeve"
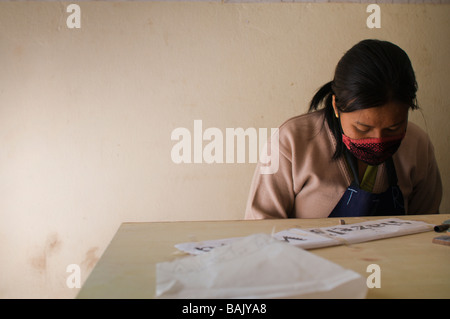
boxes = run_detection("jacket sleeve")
[244,141,295,219]
[407,135,443,214]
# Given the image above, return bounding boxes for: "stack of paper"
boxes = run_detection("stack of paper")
[175,218,433,255]
[156,234,368,299]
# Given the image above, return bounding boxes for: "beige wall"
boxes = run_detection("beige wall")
[0,1,448,298]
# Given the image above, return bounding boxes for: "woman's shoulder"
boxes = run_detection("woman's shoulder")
[275,110,328,156]
[278,109,326,138]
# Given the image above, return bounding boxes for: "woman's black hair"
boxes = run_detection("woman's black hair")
[309,39,419,160]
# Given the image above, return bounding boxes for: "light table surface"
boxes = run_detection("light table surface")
[77,214,450,299]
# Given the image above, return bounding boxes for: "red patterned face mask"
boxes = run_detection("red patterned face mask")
[342,133,405,166]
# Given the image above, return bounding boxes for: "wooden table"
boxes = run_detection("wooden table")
[77,214,450,299]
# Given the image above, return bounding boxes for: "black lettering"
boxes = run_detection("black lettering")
[283,236,306,242]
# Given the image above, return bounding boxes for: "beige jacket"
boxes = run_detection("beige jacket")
[245,110,442,219]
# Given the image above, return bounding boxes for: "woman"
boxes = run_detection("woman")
[245,39,442,219]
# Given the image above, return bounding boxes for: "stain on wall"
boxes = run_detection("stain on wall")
[30,233,62,274]
[82,247,100,270]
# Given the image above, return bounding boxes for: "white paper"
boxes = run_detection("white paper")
[156,234,367,299]
[175,218,432,255]
[174,236,243,255]
[272,228,341,249]
[303,218,433,245]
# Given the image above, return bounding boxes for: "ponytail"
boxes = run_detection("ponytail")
[309,81,344,160]
[308,81,333,113]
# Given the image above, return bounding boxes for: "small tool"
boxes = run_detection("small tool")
[434,224,450,232]
[433,219,450,232]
